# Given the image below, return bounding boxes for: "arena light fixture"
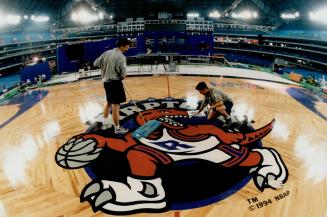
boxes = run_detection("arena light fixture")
[281,12,300,19]
[209,11,221,18]
[5,15,21,25]
[71,12,77,21]
[71,9,99,24]
[0,13,21,27]
[187,13,199,18]
[98,12,104,20]
[34,16,50,22]
[309,7,327,24]
[232,10,258,19]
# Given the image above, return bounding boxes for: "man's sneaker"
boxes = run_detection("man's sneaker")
[101,123,112,130]
[114,127,129,134]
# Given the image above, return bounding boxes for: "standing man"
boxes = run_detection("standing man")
[195,81,233,127]
[94,38,131,134]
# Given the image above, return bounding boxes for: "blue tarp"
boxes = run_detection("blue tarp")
[20,62,51,83]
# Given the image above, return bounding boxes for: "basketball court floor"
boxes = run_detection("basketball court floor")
[0,68,326,217]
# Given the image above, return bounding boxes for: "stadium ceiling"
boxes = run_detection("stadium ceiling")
[0,0,326,25]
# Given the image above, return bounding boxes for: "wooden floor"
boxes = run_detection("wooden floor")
[0,75,326,217]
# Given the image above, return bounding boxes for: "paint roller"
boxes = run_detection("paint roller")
[122,82,161,140]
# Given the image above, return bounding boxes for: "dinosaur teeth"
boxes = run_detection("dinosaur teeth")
[158,115,185,126]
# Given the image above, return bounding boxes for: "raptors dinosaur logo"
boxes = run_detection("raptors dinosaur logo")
[55,98,288,215]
